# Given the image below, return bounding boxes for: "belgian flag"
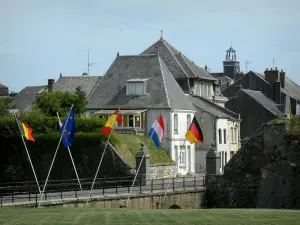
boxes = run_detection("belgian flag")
[185,116,203,144]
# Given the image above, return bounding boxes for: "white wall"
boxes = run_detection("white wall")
[147,109,196,175]
[215,118,229,173]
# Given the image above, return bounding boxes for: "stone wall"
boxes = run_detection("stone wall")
[206,122,300,209]
[149,163,177,179]
[38,189,205,209]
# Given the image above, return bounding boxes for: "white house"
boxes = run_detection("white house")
[86,54,197,175]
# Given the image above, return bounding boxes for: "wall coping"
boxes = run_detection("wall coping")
[150,163,176,167]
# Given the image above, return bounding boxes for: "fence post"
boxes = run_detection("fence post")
[172,178,175,191]
[183,177,185,190]
[151,179,153,193]
[194,177,196,189]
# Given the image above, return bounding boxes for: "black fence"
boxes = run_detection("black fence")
[0,176,205,207]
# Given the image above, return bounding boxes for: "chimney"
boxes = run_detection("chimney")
[59,73,62,78]
[280,69,285,88]
[234,72,242,81]
[264,67,279,85]
[274,80,281,104]
[48,79,54,92]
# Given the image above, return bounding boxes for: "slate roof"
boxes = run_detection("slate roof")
[8,85,47,110]
[87,54,196,110]
[187,95,239,120]
[0,82,8,88]
[140,38,216,81]
[211,73,233,82]
[54,76,101,98]
[241,89,284,118]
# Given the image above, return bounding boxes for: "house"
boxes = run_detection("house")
[225,88,286,139]
[8,74,101,112]
[222,67,300,138]
[140,37,227,106]
[87,54,197,175]
[187,95,241,173]
[0,82,9,99]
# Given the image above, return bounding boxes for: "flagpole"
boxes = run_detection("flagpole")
[39,105,74,206]
[56,112,82,191]
[13,112,41,194]
[86,108,120,205]
[161,139,188,208]
[125,119,159,208]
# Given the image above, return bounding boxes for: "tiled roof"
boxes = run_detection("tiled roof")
[8,85,47,110]
[54,76,101,98]
[241,89,284,118]
[0,82,8,88]
[140,38,216,81]
[188,95,239,120]
[87,54,195,110]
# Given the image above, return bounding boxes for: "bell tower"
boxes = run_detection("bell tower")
[223,45,240,80]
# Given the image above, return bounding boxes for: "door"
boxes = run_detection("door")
[134,115,141,128]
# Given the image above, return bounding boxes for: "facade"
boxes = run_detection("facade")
[188,95,241,173]
[87,54,197,175]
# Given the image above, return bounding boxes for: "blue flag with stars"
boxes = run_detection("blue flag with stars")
[59,108,76,148]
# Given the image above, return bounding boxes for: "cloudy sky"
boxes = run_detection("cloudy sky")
[0,0,299,92]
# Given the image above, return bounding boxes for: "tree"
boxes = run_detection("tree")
[9,91,18,98]
[36,90,88,117]
[0,98,9,117]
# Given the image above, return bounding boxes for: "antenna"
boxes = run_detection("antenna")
[272,58,275,69]
[85,49,97,75]
[245,60,252,73]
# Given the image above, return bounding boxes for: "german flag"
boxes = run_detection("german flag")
[101,109,122,135]
[185,116,203,144]
[22,122,35,142]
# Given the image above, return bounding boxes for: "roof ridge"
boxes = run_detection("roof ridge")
[162,39,190,79]
[158,57,171,107]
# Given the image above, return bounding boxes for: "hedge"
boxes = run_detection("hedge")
[0,115,106,137]
[0,132,129,183]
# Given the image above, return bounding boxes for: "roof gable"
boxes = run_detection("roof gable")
[188,95,239,120]
[87,54,195,110]
[54,76,101,98]
[141,38,216,81]
[8,85,47,110]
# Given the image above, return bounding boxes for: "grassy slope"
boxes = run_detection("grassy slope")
[113,134,173,167]
[0,208,299,225]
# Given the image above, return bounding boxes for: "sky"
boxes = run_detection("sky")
[0,0,299,92]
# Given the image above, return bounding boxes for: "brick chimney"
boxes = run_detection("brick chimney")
[274,80,281,104]
[264,67,279,85]
[280,69,285,88]
[48,79,54,92]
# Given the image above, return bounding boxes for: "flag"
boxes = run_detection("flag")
[101,109,122,135]
[185,116,203,144]
[148,114,165,149]
[59,108,76,148]
[21,123,35,142]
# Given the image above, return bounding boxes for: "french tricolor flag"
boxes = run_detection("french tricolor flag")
[148,113,165,149]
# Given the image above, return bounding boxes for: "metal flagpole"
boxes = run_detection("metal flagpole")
[39,105,74,206]
[161,139,188,208]
[86,108,120,205]
[14,112,41,194]
[56,112,82,191]
[125,119,159,208]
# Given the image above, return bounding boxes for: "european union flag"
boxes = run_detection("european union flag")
[59,108,76,148]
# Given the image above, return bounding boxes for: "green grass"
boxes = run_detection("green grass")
[0,208,300,225]
[113,134,173,167]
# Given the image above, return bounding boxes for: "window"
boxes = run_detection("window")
[179,146,186,165]
[126,79,148,95]
[235,127,239,143]
[129,115,134,127]
[187,146,191,172]
[187,114,191,131]
[134,116,140,128]
[174,114,178,133]
[234,127,237,143]
[223,129,227,144]
[231,127,234,143]
[218,129,222,144]
[225,152,227,164]
[123,115,128,127]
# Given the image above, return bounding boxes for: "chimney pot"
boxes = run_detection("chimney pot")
[275,67,278,70]
[48,79,55,92]
[266,68,268,71]
[281,69,283,72]
[59,73,62,77]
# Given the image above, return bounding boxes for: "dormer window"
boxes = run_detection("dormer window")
[126,78,149,96]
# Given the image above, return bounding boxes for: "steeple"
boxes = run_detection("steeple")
[223,43,240,80]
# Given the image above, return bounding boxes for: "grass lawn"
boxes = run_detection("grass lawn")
[0,208,299,225]
[113,134,173,167]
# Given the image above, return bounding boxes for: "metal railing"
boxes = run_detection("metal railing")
[0,176,205,207]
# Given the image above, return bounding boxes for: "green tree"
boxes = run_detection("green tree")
[36,90,88,117]
[0,98,9,117]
